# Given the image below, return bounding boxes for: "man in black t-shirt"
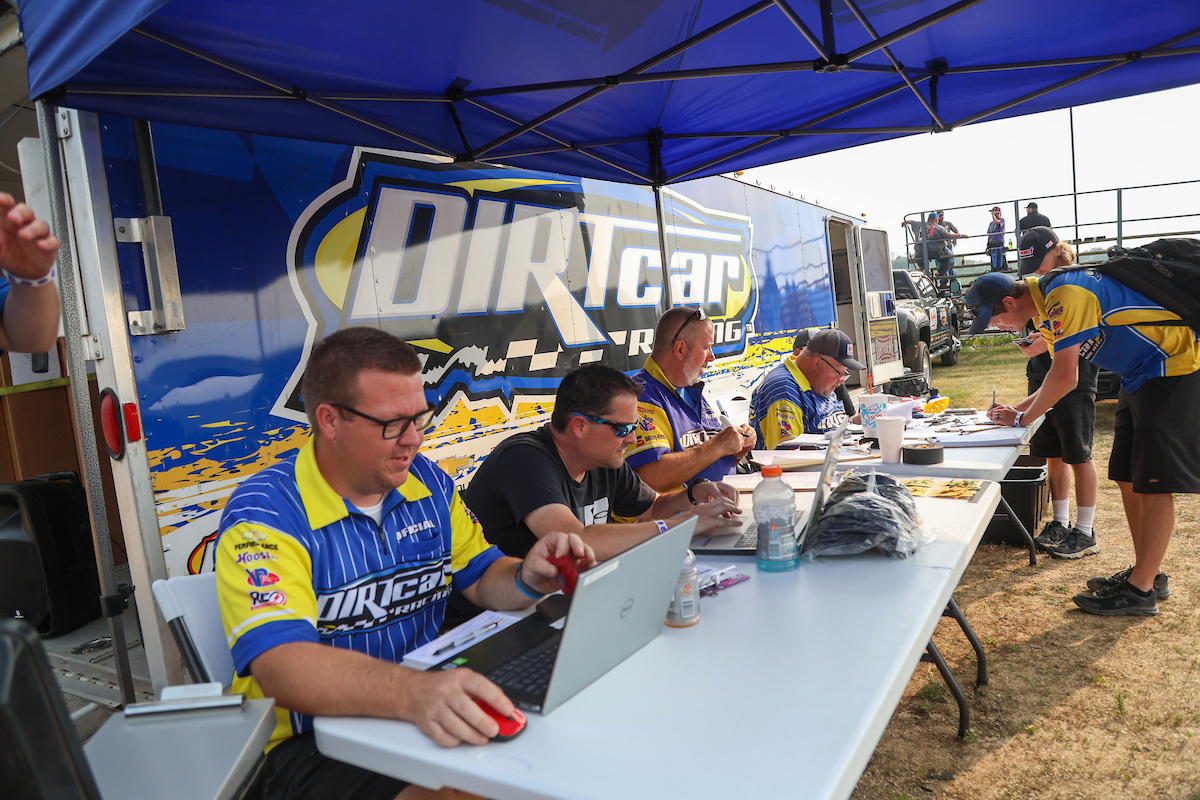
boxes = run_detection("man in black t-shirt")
[1018,201,1052,233]
[463,364,743,561]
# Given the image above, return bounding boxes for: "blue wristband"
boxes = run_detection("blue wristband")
[513,563,545,600]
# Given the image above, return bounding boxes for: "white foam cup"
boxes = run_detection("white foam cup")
[858,394,888,438]
[877,416,906,463]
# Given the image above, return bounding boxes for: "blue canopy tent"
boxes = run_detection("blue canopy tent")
[18,0,1200,185]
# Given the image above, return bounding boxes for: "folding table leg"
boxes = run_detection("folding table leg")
[921,640,970,739]
[942,596,988,687]
[997,495,1037,565]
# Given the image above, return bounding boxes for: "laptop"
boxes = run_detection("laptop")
[690,419,849,556]
[432,516,697,714]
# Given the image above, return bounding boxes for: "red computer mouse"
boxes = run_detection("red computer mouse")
[546,554,579,596]
[476,700,527,741]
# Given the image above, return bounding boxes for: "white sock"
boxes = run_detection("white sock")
[1053,500,1070,526]
[1075,506,1095,536]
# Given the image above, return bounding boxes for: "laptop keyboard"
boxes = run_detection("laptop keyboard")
[486,636,561,696]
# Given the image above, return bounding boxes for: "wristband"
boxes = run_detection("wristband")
[686,478,710,505]
[654,519,669,534]
[513,562,545,600]
[1014,411,1024,427]
[3,267,55,288]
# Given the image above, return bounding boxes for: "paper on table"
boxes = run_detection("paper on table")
[932,427,1026,447]
[401,610,523,670]
[723,471,821,492]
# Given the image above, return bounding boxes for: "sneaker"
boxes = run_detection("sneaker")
[1073,579,1158,616]
[1086,567,1170,599]
[1033,520,1069,551]
[1047,527,1100,560]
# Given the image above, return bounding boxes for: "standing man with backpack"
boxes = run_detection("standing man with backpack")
[966,253,1200,616]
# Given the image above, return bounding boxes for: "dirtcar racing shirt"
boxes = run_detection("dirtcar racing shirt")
[625,355,737,491]
[215,437,502,749]
[1028,272,1200,394]
[749,356,847,449]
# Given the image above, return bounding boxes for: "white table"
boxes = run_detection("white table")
[315,484,1000,800]
[776,417,1043,563]
[85,698,275,800]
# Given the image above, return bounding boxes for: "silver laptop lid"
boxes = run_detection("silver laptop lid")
[541,516,697,714]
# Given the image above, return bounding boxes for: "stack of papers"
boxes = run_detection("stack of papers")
[723,472,821,492]
[401,611,523,670]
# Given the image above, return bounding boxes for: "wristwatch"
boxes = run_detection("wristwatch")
[687,478,710,505]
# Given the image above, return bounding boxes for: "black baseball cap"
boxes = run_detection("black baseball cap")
[806,328,866,371]
[1017,226,1059,276]
[965,272,1017,335]
[1026,201,1038,210]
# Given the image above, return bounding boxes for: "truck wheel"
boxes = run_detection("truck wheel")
[911,341,932,384]
[940,344,959,367]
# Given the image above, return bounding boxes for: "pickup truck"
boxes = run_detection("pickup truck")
[893,269,961,382]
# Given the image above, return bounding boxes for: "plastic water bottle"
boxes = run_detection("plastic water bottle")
[754,465,799,571]
[665,549,701,627]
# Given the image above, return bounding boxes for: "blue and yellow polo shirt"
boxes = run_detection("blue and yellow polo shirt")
[215,437,502,749]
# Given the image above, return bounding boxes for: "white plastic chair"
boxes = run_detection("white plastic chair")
[152,573,234,690]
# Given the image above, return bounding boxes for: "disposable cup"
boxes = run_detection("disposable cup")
[877,416,906,463]
[858,394,888,438]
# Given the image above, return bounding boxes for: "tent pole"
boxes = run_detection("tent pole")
[1070,108,1079,242]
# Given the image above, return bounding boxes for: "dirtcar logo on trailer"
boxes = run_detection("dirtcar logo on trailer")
[273,150,756,421]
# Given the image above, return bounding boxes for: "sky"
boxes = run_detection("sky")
[740,82,1200,260]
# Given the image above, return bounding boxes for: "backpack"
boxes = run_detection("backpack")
[1040,238,1200,335]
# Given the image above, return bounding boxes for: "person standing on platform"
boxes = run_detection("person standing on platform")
[986,206,1007,272]
[1019,201,1052,233]
[1013,227,1101,560]
[625,307,756,494]
[966,266,1200,617]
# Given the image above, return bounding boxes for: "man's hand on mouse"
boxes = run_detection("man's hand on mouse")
[400,667,515,747]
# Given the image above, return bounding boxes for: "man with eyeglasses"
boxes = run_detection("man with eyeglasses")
[625,306,757,494]
[215,327,594,800]
[462,364,742,565]
[749,328,864,450]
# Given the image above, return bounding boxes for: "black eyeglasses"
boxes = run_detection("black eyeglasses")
[820,355,850,379]
[570,411,638,437]
[670,307,708,342]
[334,403,436,439]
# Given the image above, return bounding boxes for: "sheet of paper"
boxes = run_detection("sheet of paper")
[401,610,523,670]
[723,471,822,492]
[932,427,1026,447]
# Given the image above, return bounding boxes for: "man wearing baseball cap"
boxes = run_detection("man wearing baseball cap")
[1019,201,1051,234]
[964,254,1200,616]
[749,327,864,449]
[1011,228,1103,560]
[986,206,1006,272]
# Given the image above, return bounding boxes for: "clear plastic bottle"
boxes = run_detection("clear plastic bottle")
[665,549,701,627]
[754,465,799,571]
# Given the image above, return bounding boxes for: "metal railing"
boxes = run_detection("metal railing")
[902,178,1200,290]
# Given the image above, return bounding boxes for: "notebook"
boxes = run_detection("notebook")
[432,516,697,714]
[690,419,848,556]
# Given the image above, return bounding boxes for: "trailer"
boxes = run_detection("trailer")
[19,113,904,689]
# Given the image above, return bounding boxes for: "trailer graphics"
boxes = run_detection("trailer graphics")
[80,121,884,579]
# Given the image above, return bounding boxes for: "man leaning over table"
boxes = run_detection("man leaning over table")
[967,269,1200,617]
[215,327,594,800]
[625,306,756,494]
[749,327,864,450]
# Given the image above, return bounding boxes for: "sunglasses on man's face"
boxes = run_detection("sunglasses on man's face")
[570,411,638,437]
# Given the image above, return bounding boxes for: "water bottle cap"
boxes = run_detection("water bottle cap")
[761,465,783,477]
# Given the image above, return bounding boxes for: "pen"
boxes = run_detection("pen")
[991,386,996,409]
[433,619,503,656]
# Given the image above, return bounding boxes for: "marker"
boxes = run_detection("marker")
[433,619,503,656]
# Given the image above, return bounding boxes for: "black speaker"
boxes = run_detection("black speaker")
[0,477,101,637]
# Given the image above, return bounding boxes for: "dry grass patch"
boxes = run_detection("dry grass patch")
[851,337,1200,800]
